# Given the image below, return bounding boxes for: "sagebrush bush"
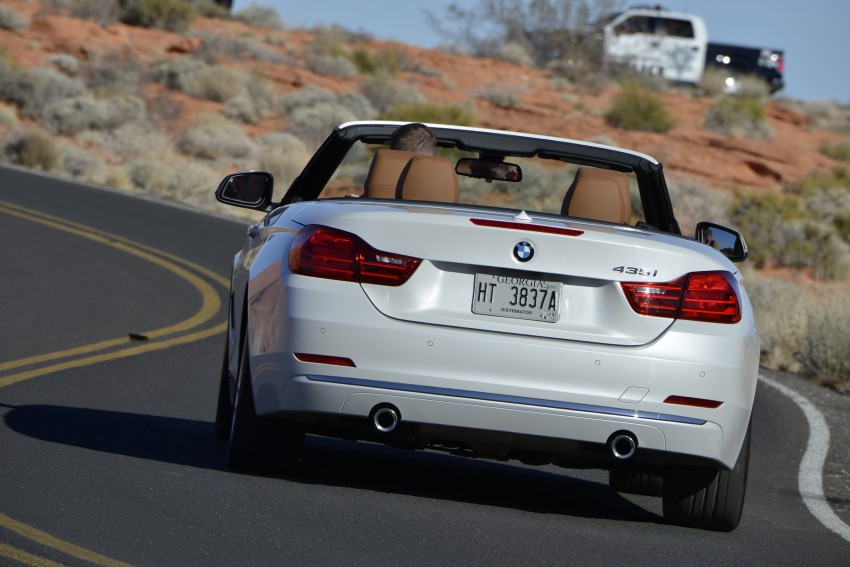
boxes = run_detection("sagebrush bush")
[47,54,80,76]
[605,81,674,132]
[0,67,86,116]
[287,103,357,148]
[70,0,119,26]
[5,131,59,171]
[306,55,357,77]
[177,121,256,159]
[255,133,310,199]
[0,5,28,31]
[41,94,146,135]
[78,122,166,159]
[194,32,287,64]
[819,141,850,162]
[349,47,399,76]
[475,84,521,109]
[82,50,146,94]
[232,3,284,30]
[118,0,196,32]
[495,42,534,67]
[182,65,249,103]
[0,105,18,127]
[705,95,772,139]
[380,102,476,126]
[666,180,732,236]
[359,73,425,114]
[730,190,848,279]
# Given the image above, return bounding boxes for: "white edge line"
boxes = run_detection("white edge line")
[758,374,850,543]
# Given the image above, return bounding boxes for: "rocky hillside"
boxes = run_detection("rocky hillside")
[1,0,846,196]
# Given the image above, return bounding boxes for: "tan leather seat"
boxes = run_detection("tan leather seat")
[397,156,460,203]
[363,149,420,199]
[561,167,631,224]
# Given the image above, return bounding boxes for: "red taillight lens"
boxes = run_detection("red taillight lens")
[621,271,741,324]
[289,225,421,286]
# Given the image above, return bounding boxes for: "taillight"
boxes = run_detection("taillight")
[289,225,421,286]
[621,271,741,324]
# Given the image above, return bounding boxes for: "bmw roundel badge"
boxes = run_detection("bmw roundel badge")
[513,241,534,262]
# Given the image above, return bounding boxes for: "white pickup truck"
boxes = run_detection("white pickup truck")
[601,7,784,93]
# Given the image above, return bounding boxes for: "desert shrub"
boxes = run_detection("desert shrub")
[359,73,426,114]
[0,67,86,116]
[41,94,146,135]
[495,42,534,67]
[819,141,850,162]
[152,57,206,90]
[732,75,772,99]
[192,0,230,19]
[475,84,522,109]
[427,0,612,68]
[380,102,476,126]
[306,54,357,77]
[0,5,29,31]
[667,180,732,236]
[222,75,275,123]
[799,170,850,242]
[287,103,357,148]
[705,95,772,139]
[182,65,249,102]
[82,50,146,94]
[47,54,80,76]
[349,47,400,76]
[127,152,220,206]
[605,81,675,132]
[177,120,256,159]
[255,133,310,199]
[730,190,848,279]
[70,0,119,25]
[5,131,59,171]
[232,3,284,30]
[275,87,376,123]
[193,32,287,64]
[698,67,733,98]
[118,0,196,32]
[0,105,18,127]
[746,275,810,373]
[795,288,850,387]
[78,122,167,159]
[57,144,103,180]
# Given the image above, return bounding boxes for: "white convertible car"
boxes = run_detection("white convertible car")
[214,121,759,531]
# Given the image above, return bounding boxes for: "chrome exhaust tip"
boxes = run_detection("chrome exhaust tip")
[609,432,637,460]
[371,405,400,433]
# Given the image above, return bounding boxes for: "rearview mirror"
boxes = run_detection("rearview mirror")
[215,171,274,210]
[695,221,748,262]
[456,158,522,182]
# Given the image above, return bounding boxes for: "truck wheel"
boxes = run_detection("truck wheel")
[662,420,751,531]
[226,340,304,471]
[609,470,663,497]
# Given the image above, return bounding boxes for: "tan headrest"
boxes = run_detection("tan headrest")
[363,149,420,199]
[397,156,460,203]
[561,168,631,224]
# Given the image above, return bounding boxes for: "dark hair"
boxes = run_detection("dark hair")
[390,123,436,155]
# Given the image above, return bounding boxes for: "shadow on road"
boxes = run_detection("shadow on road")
[3,403,661,524]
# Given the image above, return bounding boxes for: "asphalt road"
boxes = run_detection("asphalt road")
[1,165,849,566]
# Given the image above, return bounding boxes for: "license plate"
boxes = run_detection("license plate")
[472,273,562,322]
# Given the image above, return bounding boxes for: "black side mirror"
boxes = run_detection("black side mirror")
[215,171,274,210]
[695,221,748,263]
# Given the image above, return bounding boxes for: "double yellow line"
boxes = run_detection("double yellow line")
[0,200,231,388]
[0,199,235,564]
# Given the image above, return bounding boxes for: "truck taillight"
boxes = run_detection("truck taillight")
[289,225,421,286]
[621,271,741,324]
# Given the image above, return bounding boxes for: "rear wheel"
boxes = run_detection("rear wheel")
[226,339,304,471]
[662,420,751,531]
[213,336,233,439]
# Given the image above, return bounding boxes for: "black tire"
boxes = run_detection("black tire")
[226,339,304,471]
[609,470,663,497]
[662,420,751,531]
[214,335,233,440]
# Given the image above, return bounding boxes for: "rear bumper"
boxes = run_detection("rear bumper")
[247,274,759,469]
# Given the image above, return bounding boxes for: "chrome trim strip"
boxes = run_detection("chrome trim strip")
[305,375,707,426]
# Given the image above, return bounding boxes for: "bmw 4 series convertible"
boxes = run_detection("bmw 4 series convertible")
[213,121,759,531]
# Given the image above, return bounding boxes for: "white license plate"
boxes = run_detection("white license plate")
[472,273,562,322]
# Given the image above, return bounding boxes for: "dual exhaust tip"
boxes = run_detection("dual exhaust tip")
[370,404,637,460]
[371,404,400,433]
[609,431,638,460]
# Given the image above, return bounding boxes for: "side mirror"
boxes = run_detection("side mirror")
[456,158,522,182]
[215,171,274,210]
[695,221,748,263]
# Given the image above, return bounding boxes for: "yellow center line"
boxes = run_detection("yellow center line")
[0,514,132,567]
[0,201,225,376]
[0,543,65,567]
